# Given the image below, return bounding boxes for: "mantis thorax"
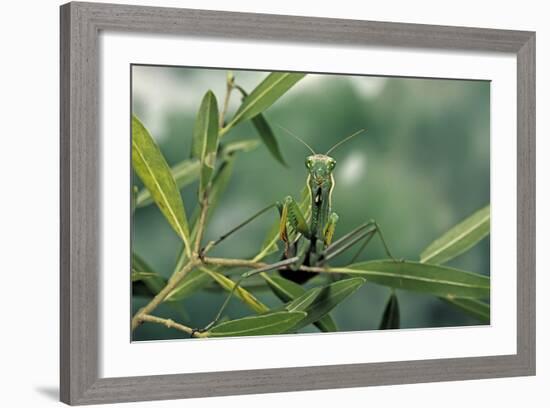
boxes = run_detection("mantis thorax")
[305,154,336,239]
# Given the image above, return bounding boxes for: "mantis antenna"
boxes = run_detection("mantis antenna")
[325,129,366,155]
[276,124,316,155]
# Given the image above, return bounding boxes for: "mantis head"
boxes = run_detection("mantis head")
[276,124,365,182]
[305,154,336,183]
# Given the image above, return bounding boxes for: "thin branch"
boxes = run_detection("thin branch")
[219,72,234,129]
[131,260,198,331]
[140,314,206,338]
[193,196,210,256]
[202,257,268,269]
[219,89,232,129]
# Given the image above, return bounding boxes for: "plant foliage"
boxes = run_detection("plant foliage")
[131,71,490,339]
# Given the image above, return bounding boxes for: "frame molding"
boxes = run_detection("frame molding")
[60,2,536,405]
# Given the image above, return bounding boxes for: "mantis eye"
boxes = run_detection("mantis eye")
[329,160,336,169]
[305,159,313,169]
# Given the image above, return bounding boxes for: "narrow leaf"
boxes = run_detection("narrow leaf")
[131,252,166,296]
[131,271,159,282]
[136,140,258,209]
[165,268,211,302]
[285,277,365,330]
[222,139,259,155]
[188,156,236,235]
[201,268,269,314]
[379,293,400,329]
[257,218,280,259]
[206,311,307,337]
[252,114,288,166]
[132,270,190,324]
[193,91,220,197]
[236,87,287,166]
[131,253,189,319]
[131,185,138,214]
[420,205,490,265]
[263,274,304,301]
[136,160,200,208]
[132,115,190,247]
[262,274,337,332]
[204,158,234,222]
[226,72,306,129]
[169,154,237,281]
[337,260,490,299]
[442,297,490,323]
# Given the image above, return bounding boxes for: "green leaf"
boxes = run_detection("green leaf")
[263,274,303,301]
[201,268,269,314]
[285,277,365,330]
[136,140,257,209]
[235,87,287,166]
[226,73,306,130]
[379,293,400,329]
[222,139,259,155]
[136,160,200,208]
[131,252,166,295]
[257,217,281,259]
[337,260,489,299]
[188,156,236,236]
[165,268,211,302]
[442,297,490,323]
[252,113,288,166]
[131,254,190,320]
[131,185,138,214]
[132,115,190,247]
[262,274,337,332]
[170,155,238,283]
[420,205,490,265]
[131,271,159,282]
[205,158,234,222]
[205,311,307,338]
[193,91,220,197]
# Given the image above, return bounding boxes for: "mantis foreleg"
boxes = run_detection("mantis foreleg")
[323,213,339,246]
[279,195,309,244]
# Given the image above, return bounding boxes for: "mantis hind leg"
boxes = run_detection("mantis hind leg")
[350,220,397,262]
[321,220,398,263]
[195,256,300,335]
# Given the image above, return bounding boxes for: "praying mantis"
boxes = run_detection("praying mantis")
[195,127,398,333]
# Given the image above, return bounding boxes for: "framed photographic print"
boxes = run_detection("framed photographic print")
[60,2,536,405]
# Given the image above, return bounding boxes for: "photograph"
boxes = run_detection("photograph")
[130,65,491,341]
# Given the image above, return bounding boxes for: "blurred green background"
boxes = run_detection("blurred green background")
[131,65,490,341]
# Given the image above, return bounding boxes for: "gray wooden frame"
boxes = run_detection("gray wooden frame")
[60,1,536,405]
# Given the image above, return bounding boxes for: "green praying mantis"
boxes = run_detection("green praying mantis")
[194,126,398,334]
